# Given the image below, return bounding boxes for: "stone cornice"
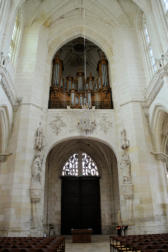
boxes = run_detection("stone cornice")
[145,63,168,108]
[0,66,17,108]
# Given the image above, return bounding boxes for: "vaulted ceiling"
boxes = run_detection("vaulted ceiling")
[22,0,143,27]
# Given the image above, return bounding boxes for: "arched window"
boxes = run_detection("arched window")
[142,17,157,78]
[8,10,22,64]
[62,152,99,176]
[162,0,168,13]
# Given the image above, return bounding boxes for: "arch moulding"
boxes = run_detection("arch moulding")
[44,135,119,168]
[150,104,168,152]
[47,25,113,66]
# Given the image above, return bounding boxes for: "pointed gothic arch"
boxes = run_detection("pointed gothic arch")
[44,138,120,235]
[49,36,113,109]
[0,106,10,153]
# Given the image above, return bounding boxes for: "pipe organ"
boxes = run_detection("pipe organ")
[49,55,113,109]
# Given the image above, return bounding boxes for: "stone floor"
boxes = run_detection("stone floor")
[65,235,110,252]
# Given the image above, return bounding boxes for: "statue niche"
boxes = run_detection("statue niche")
[48,38,113,109]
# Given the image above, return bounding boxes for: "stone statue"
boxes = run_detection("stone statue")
[30,123,45,235]
[120,150,131,184]
[32,154,42,184]
[121,129,129,150]
[34,123,44,152]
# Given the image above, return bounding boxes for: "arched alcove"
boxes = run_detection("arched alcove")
[44,138,120,235]
[150,105,168,152]
[48,37,113,109]
[0,106,10,154]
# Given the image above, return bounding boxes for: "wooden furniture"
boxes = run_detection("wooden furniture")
[110,233,168,252]
[0,237,65,251]
[72,228,92,243]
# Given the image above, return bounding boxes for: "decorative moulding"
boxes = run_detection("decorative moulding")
[145,62,168,108]
[150,151,168,162]
[49,116,66,135]
[77,118,96,135]
[0,153,12,162]
[99,114,112,133]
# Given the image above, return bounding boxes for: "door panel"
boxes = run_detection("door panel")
[61,178,80,234]
[61,177,101,234]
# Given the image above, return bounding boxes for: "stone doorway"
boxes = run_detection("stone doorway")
[44,138,120,235]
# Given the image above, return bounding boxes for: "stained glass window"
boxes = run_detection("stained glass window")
[62,152,99,176]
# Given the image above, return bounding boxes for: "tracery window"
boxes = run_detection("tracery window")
[62,152,99,177]
[143,20,157,75]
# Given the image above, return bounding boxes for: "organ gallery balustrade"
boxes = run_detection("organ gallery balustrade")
[49,55,113,109]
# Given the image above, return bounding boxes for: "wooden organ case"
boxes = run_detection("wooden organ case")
[49,55,113,109]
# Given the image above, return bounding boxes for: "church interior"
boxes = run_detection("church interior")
[0,0,168,251]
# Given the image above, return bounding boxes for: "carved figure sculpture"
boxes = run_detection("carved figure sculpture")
[32,155,42,184]
[120,150,131,184]
[34,123,44,152]
[121,129,130,150]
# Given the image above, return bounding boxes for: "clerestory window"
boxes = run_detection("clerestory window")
[62,152,99,177]
[143,18,157,78]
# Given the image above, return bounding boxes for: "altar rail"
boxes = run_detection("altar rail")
[0,236,65,251]
[110,233,168,252]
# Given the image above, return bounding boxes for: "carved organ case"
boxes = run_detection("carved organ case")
[49,38,113,109]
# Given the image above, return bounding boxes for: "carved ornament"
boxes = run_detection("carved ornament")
[120,149,132,184]
[30,123,45,202]
[121,129,129,150]
[99,114,112,133]
[77,118,96,134]
[49,116,66,135]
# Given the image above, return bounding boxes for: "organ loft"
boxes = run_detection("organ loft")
[49,38,113,109]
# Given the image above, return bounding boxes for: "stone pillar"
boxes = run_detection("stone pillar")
[4,22,49,236]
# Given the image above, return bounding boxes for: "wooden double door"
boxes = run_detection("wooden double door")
[61,176,101,234]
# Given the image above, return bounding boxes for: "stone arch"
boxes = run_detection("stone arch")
[48,25,113,65]
[0,105,10,153]
[47,25,114,88]
[45,135,119,165]
[49,25,112,61]
[43,137,120,235]
[150,104,168,152]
